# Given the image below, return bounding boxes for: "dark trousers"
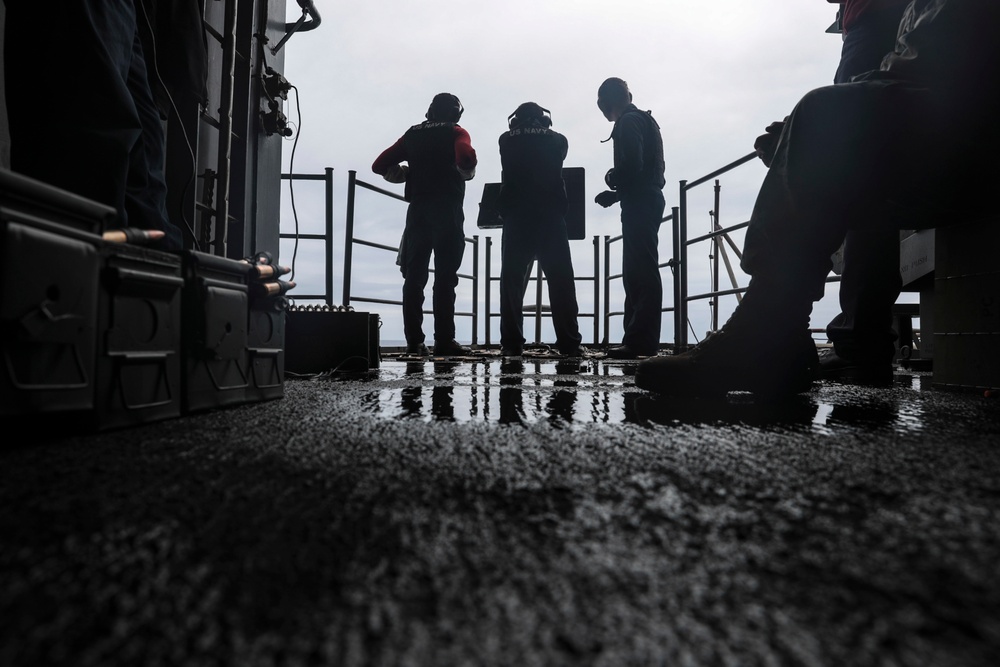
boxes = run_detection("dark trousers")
[499,212,582,353]
[740,80,993,335]
[400,198,466,345]
[619,189,665,354]
[826,5,909,362]
[4,0,182,250]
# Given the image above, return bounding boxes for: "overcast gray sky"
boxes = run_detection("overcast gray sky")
[277,1,868,347]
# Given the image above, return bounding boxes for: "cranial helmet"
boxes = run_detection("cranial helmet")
[508,102,552,130]
[426,93,464,122]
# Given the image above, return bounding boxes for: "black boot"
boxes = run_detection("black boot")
[634,280,818,398]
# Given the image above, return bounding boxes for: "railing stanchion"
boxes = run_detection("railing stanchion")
[712,180,721,333]
[472,235,479,346]
[485,237,492,346]
[593,235,600,346]
[670,206,680,348]
[325,167,335,305]
[343,169,357,307]
[603,235,611,346]
[533,262,543,344]
[678,180,689,349]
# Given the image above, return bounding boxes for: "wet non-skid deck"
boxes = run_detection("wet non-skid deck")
[3,355,999,666]
[356,352,960,433]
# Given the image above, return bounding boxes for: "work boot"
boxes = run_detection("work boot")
[817,347,893,386]
[605,345,641,360]
[434,339,472,356]
[634,328,818,398]
[405,342,430,356]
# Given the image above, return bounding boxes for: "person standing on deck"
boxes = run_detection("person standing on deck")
[372,93,477,357]
[496,102,582,358]
[593,78,666,360]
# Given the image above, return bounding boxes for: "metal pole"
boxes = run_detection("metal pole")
[670,205,680,349]
[213,0,239,257]
[472,235,479,346]
[534,261,543,344]
[485,236,492,346]
[325,167,335,305]
[678,181,689,349]
[593,235,600,346]
[712,180,721,333]
[603,235,611,345]
[343,170,357,306]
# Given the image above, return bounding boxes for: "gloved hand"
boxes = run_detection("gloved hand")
[595,190,620,208]
[604,168,617,189]
[753,117,787,168]
[383,163,409,183]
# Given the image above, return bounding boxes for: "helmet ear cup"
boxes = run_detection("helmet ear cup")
[426,93,463,122]
[508,102,552,130]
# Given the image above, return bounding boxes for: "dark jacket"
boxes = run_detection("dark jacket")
[605,104,666,196]
[881,0,1000,97]
[496,125,569,218]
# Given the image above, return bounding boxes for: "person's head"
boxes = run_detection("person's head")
[507,102,552,130]
[426,93,464,123]
[597,77,632,122]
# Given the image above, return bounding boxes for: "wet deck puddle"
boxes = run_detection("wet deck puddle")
[350,357,942,434]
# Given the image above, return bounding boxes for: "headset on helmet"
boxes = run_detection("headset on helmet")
[426,93,464,122]
[507,101,552,130]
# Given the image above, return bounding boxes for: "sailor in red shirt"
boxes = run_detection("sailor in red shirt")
[372,93,477,357]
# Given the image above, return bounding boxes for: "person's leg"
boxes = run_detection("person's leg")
[5,0,139,221]
[401,204,433,348]
[825,4,911,377]
[824,228,901,375]
[499,218,536,354]
[430,200,466,347]
[536,217,582,355]
[637,81,931,397]
[124,26,184,250]
[619,190,664,355]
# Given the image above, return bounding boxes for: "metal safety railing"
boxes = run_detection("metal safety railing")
[673,152,758,349]
[283,153,852,353]
[343,170,480,345]
[483,235,602,347]
[279,167,335,303]
[674,152,841,349]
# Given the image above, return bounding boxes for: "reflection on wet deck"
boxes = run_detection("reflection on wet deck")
[355,358,946,434]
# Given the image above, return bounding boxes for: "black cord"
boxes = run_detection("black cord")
[285,84,303,283]
[136,0,201,251]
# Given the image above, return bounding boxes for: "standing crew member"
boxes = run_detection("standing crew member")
[594,78,666,359]
[496,102,583,358]
[372,93,477,357]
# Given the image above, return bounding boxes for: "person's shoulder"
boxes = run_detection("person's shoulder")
[620,107,658,129]
[620,106,648,121]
